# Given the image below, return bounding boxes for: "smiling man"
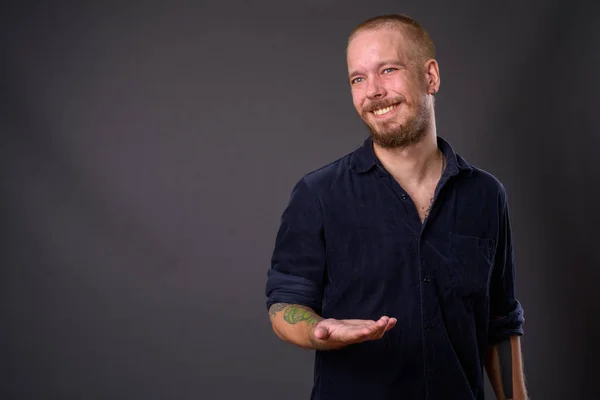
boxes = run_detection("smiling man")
[265,14,528,400]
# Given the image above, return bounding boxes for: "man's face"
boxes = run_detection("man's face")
[347,27,431,148]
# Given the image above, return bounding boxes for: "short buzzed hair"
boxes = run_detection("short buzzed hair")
[347,14,436,64]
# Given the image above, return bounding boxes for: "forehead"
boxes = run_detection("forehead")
[347,27,412,69]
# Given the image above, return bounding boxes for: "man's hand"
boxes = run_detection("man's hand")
[268,303,397,351]
[309,316,397,350]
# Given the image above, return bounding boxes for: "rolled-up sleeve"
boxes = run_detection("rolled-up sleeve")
[265,177,327,313]
[488,188,525,344]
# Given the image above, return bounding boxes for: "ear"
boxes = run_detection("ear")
[424,59,440,95]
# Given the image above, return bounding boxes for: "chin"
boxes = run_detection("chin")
[367,121,428,149]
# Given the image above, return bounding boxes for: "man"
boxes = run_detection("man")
[265,14,527,400]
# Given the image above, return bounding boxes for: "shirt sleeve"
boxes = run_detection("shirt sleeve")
[488,187,525,344]
[265,177,327,314]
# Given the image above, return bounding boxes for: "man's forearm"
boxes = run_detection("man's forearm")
[268,303,326,349]
[485,335,528,400]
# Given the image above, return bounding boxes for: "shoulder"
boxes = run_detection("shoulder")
[292,150,355,197]
[455,153,509,208]
[280,151,355,221]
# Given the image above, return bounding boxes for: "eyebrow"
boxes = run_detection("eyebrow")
[348,60,406,79]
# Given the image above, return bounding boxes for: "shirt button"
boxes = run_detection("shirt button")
[427,368,434,373]
[423,277,431,283]
[425,323,433,330]
[400,194,407,200]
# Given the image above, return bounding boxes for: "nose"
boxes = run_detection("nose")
[366,76,385,99]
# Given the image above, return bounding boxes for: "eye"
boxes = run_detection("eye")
[382,67,397,74]
[350,77,364,84]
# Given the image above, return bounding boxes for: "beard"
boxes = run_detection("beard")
[361,94,431,149]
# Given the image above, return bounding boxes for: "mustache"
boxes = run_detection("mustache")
[364,97,404,113]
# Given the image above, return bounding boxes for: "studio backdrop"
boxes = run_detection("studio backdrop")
[2,1,599,399]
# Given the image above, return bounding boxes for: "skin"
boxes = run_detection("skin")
[346,26,529,398]
[269,24,528,399]
[268,303,397,351]
[268,27,432,352]
[485,336,529,399]
[347,27,437,151]
[347,26,443,219]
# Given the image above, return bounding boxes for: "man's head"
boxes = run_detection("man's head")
[346,14,440,149]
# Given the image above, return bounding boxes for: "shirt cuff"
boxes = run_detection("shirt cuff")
[488,300,525,344]
[265,268,322,313]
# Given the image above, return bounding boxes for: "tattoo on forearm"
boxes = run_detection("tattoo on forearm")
[497,338,513,398]
[268,303,289,318]
[283,306,322,326]
[269,303,322,326]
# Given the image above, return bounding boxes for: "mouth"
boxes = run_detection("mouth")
[370,103,400,117]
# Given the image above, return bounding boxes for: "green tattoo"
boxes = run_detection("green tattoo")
[283,306,322,326]
[268,303,288,318]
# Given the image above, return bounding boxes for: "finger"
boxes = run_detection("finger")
[342,319,381,325]
[336,317,390,342]
[334,319,382,340]
[384,318,397,331]
[363,317,389,339]
[370,316,396,339]
[376,318,396,336]
[375,316,391,330]
[313,325,330,340]
[375,321,392,339]
[365,317,386,333]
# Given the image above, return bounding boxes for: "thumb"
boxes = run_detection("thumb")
[312,324,330,340]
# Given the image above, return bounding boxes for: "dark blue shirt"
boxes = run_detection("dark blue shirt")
[265,136,525,400]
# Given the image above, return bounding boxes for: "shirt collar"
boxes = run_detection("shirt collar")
[349,135,472,177]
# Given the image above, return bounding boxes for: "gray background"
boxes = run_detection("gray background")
[2,0,599,399]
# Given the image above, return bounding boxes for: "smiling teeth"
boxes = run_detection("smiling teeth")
[373,105,395,115]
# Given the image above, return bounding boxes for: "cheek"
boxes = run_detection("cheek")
[350,90,364,112]
[385,79,405,96]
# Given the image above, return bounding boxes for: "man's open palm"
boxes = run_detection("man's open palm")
[311,316,397,349]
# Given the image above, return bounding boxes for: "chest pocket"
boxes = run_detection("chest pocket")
[447,233,496,298]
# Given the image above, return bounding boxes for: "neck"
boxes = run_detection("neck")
[373,131,442,188]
